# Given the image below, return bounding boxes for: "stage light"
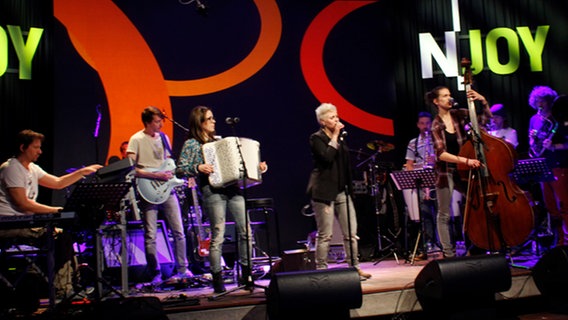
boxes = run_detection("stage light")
[267,267,362,320]
[414,254,511,320]
[178,0,208,16]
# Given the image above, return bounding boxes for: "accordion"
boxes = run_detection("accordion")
[202,137,262,188]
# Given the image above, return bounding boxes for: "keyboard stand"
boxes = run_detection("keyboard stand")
[65,182,132,298]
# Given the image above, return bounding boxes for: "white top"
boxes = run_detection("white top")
[0,158,47,216]
[127,130,172,168]
[489,127,519,148]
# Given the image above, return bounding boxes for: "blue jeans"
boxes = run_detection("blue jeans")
[312,192,360,269]
[202,185,251,274]
[141,193,189,275]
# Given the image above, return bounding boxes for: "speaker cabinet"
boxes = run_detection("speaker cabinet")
[267,267,362,320]
[532,245,568,314]
[101,220,174,283]
[279,249,315,272]
[414,254,511,319]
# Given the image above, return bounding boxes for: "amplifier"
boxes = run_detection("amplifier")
[279,249,315,272]
[101,220,174,282]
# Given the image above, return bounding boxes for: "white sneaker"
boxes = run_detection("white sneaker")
[151,273,163,286]
[170,269,194,281]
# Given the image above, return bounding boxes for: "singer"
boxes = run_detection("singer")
[306,102,371,279]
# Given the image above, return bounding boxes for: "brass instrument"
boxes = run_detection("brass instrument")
[422,131,436,200]
[423,130,435,169]
[529,112,558,158]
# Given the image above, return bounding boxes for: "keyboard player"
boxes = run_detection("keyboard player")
[0,129,102,300]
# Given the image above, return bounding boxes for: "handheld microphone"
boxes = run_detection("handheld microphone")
[225,117,240,125]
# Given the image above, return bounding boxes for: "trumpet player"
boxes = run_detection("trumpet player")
[403,112,439,258]
[528,86,568,246]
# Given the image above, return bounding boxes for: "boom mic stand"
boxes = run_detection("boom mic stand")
[339,135,356,268]
[209,121,265,301]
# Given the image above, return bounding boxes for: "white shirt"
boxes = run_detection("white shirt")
[489,127,519,148]
[0,158,47,216]
[127,130,172,169]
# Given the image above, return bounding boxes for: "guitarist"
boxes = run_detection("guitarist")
[127,106,193,285]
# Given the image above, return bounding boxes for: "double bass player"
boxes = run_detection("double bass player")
[426,86,486,258]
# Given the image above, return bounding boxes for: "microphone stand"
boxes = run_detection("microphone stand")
[209,122,265,301]
[339,135,356,268]
[93,104,102,163]
[162,109,190,133]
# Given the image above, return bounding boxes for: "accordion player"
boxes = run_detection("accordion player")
[202,137,263,188]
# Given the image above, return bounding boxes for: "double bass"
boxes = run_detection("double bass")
[458,58,534,251]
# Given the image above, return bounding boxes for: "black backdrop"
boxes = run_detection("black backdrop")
[2,0,567,252]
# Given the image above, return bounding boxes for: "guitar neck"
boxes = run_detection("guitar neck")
[190,186,208,239]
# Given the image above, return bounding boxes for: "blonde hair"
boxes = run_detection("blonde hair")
[315,103,336,124]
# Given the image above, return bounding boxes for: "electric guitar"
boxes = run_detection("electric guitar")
[136,158,186,204]
[189,182,210,257]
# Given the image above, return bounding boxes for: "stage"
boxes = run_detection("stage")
[31,250,564,320]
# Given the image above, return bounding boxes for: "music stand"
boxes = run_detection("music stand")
[512,158,555,185]
[510,158,554,263]
[65,182,132,298]
[390,168,436,265]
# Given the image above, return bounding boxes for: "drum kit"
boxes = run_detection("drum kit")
[351,139,404,261]
[352,139,395,201]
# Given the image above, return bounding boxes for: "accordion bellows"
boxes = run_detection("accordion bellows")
[202,137,262,188]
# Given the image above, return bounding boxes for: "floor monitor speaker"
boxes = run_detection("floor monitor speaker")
[267,267,361,320]
[532,245,568,314]
[414,254,511,319]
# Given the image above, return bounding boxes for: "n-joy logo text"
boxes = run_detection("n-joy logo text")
[418,0,548,85]
[0,25,44,80]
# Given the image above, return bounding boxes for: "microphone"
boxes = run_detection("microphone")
[450,98,459,107]
[93,104,102,138]
[225,117,240,125]
[339,130,348,141]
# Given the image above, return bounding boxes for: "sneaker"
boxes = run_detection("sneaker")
[169,269,194,282]
[178,269,194,278]
[151,273,163,286]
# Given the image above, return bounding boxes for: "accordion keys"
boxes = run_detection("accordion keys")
[203,137,262,188]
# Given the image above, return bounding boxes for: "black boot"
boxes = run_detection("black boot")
[212,272,226,293]
[240,265,254,291]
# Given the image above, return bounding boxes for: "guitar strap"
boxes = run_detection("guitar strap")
[159,131,175,160]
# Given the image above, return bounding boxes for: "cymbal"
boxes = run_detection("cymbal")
[366,140,395,152]
[348,148,371,157]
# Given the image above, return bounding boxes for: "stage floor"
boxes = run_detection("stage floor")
[32,251,565,320]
